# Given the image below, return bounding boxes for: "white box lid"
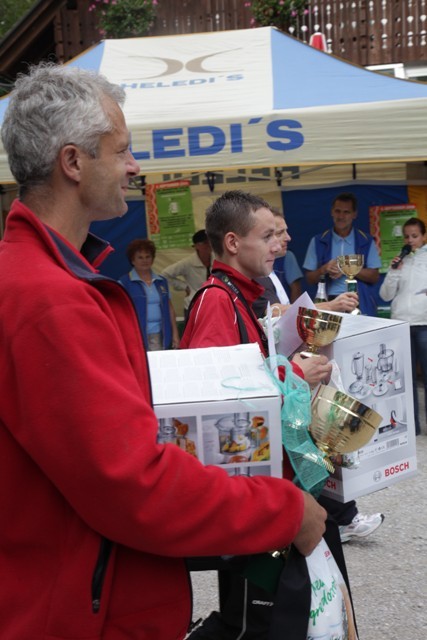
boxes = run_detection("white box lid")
[335,313,407,340]
[147,343,279,405]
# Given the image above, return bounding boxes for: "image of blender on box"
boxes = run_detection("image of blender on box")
[343,339,405,402]
[201,411,271,476]
[157,416,198,458]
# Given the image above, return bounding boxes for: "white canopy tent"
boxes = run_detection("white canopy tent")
[2,27,427,184]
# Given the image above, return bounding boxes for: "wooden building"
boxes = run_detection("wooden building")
[2,0,427,88]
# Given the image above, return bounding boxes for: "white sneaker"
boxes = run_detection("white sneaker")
[339,512,384,543]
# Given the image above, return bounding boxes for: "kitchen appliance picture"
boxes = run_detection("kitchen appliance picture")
[340,339,405,401]
[157,416,198,458]
[201,412,271,467]
[371,395,408,438]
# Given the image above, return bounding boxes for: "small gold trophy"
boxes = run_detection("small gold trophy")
[336,254,364,315]
[310,384,382,472]
[296,307,343,358]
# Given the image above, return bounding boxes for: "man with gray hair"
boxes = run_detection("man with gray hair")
[0,64,326,639]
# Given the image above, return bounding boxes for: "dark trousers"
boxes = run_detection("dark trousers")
[188,571,273,640]
[318,496,358,526]
[410,325,427,435]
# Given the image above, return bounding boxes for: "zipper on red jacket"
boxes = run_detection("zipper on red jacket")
[91,538,113,613]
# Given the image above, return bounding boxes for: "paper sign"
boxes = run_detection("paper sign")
[276,292,316,357]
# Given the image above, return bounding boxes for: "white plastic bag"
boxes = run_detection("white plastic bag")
[306,539,358,640]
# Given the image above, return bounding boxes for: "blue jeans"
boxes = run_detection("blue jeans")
[410,325,427,435]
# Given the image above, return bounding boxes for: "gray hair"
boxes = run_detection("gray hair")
[205,190,271,256]
[1,62,126,189]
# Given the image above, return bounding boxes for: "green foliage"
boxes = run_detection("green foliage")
[0,0,35,40]
[0,0,35,96]
[89,0,158,39]
[246,0,307,30]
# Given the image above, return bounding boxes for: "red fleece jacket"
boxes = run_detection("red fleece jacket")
[0,201,304,640]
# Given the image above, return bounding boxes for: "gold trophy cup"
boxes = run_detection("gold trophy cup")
[336,254,364,315]
[310,384,382,472]
[296,306,343,358]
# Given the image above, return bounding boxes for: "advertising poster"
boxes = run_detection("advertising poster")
[369,204,417,272]
[146,180,195,249]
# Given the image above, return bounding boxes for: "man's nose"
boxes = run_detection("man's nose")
[127,151,140,176]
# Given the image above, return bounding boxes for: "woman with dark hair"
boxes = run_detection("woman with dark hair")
[120,239,180,350]
[380,217,427,435]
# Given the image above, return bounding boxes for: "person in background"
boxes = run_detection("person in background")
[120,238,180,350]
[0,63,327,640]
[253,208,385,544]
[162,228,212,315]
[253,208,360,318]
[181,190,334,640]
[379,217,427,436]
[268,207,302,303]
[303,192,381,316]
[278,249,302,302]
[264,207,302,304]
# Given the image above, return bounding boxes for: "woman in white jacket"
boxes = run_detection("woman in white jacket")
[379,217,427,435]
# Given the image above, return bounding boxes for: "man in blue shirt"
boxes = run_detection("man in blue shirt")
[303,193,381,316]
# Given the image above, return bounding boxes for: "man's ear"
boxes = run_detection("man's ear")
[223,231,239,255]
[58,144,83,183]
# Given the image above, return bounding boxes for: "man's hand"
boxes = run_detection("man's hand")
[293,492,327,556]
[270,303,290,317]
[292,353,332,386]
[318,292,358,313]
[323,258,342,280]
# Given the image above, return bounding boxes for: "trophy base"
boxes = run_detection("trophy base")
[299,350,322,359]
[350,307,362,315]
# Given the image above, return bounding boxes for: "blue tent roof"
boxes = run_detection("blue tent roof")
[270,29,427,108]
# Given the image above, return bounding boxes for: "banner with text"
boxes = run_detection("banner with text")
[146,180,195,249]
[369,204,418,272]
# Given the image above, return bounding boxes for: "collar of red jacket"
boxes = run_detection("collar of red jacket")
[4,199,114,275]
[210,259,265,305]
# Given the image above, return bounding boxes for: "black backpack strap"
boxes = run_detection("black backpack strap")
[186,284,250,345]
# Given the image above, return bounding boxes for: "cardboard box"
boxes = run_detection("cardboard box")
[273,299,417,501]
[147,344,283,478]
[320,314,418,502]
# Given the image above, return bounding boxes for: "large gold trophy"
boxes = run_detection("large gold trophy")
[310,384,382,472]
[336,254,364,315]
[296,307,343,358]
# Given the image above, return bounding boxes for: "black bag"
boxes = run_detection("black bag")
[188,519,357,640]
[268,517,358,640]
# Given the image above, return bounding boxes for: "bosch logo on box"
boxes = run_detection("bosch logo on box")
[384,461,410,477]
